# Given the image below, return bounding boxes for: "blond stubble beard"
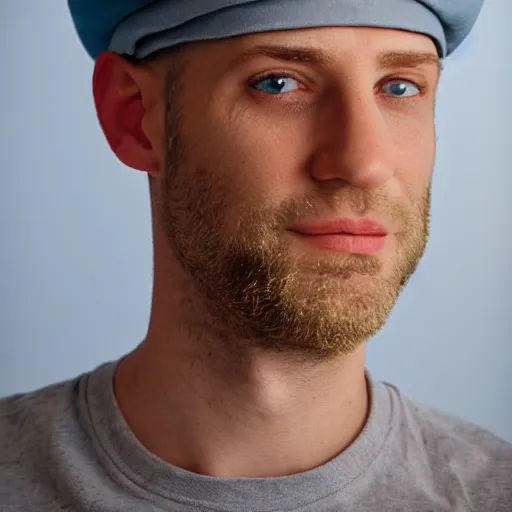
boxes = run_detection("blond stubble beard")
[157,100,430,364]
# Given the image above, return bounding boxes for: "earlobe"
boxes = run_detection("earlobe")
[93,51,160,176]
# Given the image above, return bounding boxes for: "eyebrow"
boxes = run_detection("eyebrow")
[233,44,443,77]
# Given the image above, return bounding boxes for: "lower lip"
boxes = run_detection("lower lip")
[296,233,387,254]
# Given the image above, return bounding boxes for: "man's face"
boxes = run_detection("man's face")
[156,27,438,361]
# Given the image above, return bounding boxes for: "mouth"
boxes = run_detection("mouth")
[288,218,388,255]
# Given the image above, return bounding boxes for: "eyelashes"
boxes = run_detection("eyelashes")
[249,72,427,100]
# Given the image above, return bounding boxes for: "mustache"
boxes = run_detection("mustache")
[269,187,414,229]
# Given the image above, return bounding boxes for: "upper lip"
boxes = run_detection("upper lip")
[289,218,389,236]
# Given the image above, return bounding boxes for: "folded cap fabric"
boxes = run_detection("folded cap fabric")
[68,0,484,60]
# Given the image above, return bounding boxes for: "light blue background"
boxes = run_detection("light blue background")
[1,1,510,442]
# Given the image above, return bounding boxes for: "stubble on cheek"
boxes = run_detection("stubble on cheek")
[157,93,432,360]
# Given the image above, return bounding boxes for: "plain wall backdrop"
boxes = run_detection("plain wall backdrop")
[0,1,511,442]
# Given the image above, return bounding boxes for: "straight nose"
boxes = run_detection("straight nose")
[309,89,395,190]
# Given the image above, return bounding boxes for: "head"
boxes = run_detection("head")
[93,25,440,362]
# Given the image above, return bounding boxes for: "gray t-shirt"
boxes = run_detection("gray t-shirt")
[0,360,511,511]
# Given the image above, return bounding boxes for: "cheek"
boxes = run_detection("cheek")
[188,107,309,209]
[390,116,435,201]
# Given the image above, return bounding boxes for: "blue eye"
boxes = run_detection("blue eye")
[382,80,421,98]
[251,75,300,95]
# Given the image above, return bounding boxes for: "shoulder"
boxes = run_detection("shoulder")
[382,381,512,509]
[0,376,82,446]
[387,381,512,459]
[0,375,84,502]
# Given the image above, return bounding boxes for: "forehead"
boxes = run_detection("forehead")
[233,26,437,53]
[183,26,440,75]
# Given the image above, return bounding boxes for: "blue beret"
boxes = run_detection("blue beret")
[68,0,484,60]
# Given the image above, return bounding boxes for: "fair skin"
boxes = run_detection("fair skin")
[93,27,440,478]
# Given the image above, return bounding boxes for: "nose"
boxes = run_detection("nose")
[309,89,395,189]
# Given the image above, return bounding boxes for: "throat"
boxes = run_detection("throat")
[113,343,370,478]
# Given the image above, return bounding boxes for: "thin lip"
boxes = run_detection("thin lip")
[289,218,389,236]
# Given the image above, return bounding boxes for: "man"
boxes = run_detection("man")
[1,0,511,510]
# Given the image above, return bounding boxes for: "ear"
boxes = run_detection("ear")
[93,51,164,177]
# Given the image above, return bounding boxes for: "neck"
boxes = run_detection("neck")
[114,326,369,478]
